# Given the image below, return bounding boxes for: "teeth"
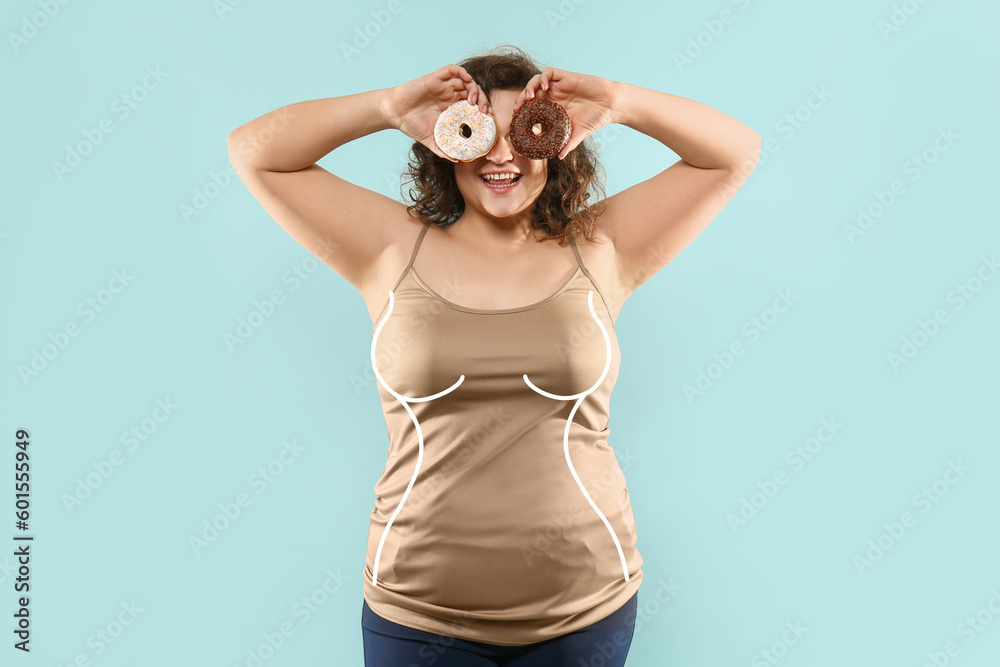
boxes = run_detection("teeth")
[482,173,519,181]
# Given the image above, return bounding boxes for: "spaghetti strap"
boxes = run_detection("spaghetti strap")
[567,231,586,271]
[404,220,432,275]
[568,230,614,323]
[372,220,433,333]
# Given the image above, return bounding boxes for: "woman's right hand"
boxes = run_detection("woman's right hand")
[381,65,490,163]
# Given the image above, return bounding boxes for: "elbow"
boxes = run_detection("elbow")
[227,128,254,173]
[746,135,762,164]
[732,133,761,170]
[226,128,243,159]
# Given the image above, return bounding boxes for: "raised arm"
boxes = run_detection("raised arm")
[599,83,761,302]
[227,65,486,292]
[227,89,405,291]
[513,69,761,307]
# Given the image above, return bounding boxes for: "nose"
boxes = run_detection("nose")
[485,131,514,164]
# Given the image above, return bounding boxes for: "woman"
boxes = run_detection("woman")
[228,45,759,667]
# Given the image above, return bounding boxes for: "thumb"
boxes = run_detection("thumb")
[430,141,458,163]
[557,128,584,160]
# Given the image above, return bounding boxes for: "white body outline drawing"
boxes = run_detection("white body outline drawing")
[369,288,628,586]
[370,291,464,587]
[522,290,629,582]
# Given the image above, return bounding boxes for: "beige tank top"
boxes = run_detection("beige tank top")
[363,219,643,646]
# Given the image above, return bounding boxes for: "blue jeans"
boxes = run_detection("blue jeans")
[361,592,638,666]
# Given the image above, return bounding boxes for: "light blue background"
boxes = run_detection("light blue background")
[2,1,998,665]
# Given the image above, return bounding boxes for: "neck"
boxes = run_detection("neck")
[448,208,542,252]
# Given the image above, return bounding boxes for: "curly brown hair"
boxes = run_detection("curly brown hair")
[400,45,608,247]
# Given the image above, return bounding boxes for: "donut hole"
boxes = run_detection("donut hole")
[460,124,472,138]
[531,123,543,136]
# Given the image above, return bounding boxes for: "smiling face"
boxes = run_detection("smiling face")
[453,89,548,224]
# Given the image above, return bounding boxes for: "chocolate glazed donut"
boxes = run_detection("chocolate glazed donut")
[509,98,572,160]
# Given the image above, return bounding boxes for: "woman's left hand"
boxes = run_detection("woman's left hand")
[512,67,623,160]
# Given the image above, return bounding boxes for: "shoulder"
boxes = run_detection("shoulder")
[571,222,626,322]
[571,220,615,266]
[380,216,431,280]
[359,215,431,315]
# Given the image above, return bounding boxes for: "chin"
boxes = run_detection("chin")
[484,203,529,219]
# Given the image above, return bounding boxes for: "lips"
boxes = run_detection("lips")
[480,173,521,190]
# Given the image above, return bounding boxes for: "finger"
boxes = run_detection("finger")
[558,134,577,160]
[428,137,458,163]
[437,65,463,88]
[442,71,474,93]
[445,78,473,105]
[513,74,541,114]
[434,139,458,162]
[451,65,483,110]
[468,83,488,113]
[437,148,458,164]
[558,137,581,160]
[557,128,583,160]
[450,76,484,112]
[541,67,561,88]
[446,64,472,83]
[525,73,541,99]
